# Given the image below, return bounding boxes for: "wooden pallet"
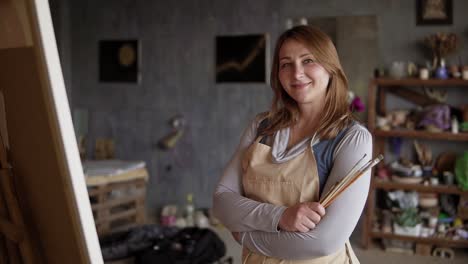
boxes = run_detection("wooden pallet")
[88,177,147,235]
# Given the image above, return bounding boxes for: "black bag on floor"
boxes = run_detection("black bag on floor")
[100,225,178,261]
[136,227,226,264]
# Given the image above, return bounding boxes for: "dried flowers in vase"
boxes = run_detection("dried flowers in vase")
[423,32,460,68]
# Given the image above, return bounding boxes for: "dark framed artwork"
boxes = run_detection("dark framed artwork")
[416,0,453,25]
[215,34,268,83]
[99,40,140,83]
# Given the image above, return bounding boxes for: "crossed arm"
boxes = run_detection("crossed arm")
[212,119,372,260]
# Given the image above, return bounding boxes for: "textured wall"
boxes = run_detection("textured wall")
[60,0,468,217]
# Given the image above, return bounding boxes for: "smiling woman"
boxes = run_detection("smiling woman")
[277,40,330,110]
[213,25,373,264]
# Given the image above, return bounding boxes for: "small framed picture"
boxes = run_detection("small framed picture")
[215,34,268,83]
[416,0,453,26]
[99,39,140,83]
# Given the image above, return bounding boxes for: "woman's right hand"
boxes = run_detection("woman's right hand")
[278,202,326,232]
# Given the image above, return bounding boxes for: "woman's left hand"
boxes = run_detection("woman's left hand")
[278,202,325,232]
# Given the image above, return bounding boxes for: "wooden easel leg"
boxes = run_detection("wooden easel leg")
[0,234,9,264]
[0,48,37,263]
[1,150,37,263]
[1,172,36,264]
[0,190,8,264]
[6,242,21,264]
[0,183,20,264]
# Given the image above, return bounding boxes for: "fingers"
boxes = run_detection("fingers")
[302,209,322,226]
[294,209,319,233]
[299,215,316,230]
[278,202,325,232]
[297,222,311,233]
[307,202,326,217]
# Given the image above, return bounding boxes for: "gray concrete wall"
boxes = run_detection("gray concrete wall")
[61,0,468,217]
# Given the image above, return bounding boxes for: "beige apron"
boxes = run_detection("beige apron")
[241,137,359,264]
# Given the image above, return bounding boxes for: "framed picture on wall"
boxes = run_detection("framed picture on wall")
[215,34,268,83]
[99,39,141,83]
[416,0,453,25]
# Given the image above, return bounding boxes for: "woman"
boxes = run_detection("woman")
[213,25,372,263]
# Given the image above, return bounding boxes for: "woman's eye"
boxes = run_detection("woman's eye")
[280,63,291,69]
[304,59,315,64]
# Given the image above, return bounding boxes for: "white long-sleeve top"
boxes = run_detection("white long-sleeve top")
[212,116,373,260]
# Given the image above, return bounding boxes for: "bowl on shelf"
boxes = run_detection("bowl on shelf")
[419,193,439,208]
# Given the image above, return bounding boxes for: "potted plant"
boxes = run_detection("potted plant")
[393,207,422,236]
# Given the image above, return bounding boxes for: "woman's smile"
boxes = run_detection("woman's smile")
[290,82,312,89]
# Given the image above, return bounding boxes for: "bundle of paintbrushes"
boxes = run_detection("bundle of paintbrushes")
[319,154,384,208]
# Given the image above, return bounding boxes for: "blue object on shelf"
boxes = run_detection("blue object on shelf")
[435,67,449,79]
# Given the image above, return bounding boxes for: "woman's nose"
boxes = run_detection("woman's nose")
[293,64,304,79]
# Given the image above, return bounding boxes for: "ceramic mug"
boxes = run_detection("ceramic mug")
[419,68,429,80]
[389,61,406,79]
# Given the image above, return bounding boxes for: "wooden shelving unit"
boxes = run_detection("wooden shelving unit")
[374,129,468,141]
[374,180,465,195]
[362,77,468,252]
[369,232,468,248]
[374,77,468,87]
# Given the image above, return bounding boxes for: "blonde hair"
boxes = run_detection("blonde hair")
[261,25,354,139]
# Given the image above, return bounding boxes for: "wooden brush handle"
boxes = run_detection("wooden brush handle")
[323,173,363,208]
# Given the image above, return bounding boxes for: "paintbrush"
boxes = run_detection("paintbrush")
[319,154,368,204]
[320,154,384,208]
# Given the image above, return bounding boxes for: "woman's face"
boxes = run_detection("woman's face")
[278,39,330,106]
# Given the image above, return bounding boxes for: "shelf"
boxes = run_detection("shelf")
[370,232,468,248]
[374,78,468,87]
[373,129,468,141]
[373,180,467,195]
[364,77,468,250]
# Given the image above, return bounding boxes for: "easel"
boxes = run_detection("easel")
[0,93,36,263]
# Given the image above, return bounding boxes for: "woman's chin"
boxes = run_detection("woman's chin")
[292,97,313,105]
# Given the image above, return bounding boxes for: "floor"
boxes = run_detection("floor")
[215,225,468,264]
[104,219,468,264]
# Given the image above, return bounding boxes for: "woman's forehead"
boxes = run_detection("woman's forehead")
[279,40,315,59]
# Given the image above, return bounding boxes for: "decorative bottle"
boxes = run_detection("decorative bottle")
[185,193,195,227]
[451,117,459,134]
[434,58,449,79]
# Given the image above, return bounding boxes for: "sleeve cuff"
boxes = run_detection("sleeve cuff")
[272,206,287,232]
